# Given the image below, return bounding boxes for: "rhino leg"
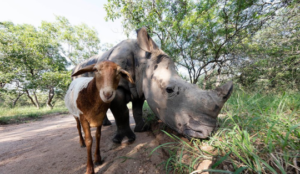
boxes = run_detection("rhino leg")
[132,98,150,132]
[102,115,112,126]
[110,88,136,144]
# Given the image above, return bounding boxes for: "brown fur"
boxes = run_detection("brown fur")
[77,78,110,127]
[70,61,134,174]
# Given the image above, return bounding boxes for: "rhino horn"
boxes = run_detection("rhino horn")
[136,27,159,52]
[215,81,233,101]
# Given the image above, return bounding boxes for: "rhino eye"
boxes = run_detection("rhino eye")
[166,87,174,93]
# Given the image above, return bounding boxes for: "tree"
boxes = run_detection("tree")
[37,71,71,109]
[0,22,68,108]
[237,4,300,91]
[0,16,103,108]
[105,0,295,85]
[42,16,101,66]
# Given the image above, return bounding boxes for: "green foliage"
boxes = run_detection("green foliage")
[0,21,69,108]
[0,17,100,108]
[236,5,300,91]
[150,90,300,173]
[38,71,71,96]
[42,16,101,65]
[105,0,293,84]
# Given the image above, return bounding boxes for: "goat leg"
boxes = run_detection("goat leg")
[74,116,86,147]
[94,125,102,165]
[80,115,94,174]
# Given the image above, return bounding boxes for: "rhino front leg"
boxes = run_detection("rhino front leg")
[132,98,150,132]
[110,88,136,144]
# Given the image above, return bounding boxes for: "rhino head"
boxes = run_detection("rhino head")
[136,28,233,139]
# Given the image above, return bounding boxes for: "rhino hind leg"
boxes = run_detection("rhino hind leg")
[110,88,136,144]
[132,98,150,132]
[102,115,112,126]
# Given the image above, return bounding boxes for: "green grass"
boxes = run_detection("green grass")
[142,101,158,125]
[0,106,68,124]
[150,89,300,174]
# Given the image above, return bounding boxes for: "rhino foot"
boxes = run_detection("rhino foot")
[134,123,150,132]
[112,129,136,144]
[126,131,136,142]
[112,134,124,144]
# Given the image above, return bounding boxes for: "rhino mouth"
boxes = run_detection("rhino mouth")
[183,125,215,139]
[184,129,209,139]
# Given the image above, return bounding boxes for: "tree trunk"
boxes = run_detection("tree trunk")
[203,73,208,90]
[216,68,221,87]
[203,64,216,89]
[12,93,24,107]
[0,82,5,89]
[47,87,55,109]
[203,66,209,89]
[25,90,38,108]
[33,91,40,109]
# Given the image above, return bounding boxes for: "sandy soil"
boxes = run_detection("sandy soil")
[0,110,167,174]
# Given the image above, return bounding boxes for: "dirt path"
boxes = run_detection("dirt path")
[0,110,166,174]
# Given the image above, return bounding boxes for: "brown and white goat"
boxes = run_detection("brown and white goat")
[64,61,134,174]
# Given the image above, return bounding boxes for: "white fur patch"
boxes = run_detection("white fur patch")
[64,77,93,117]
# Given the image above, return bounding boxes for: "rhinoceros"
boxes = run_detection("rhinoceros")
[72,27,233,143]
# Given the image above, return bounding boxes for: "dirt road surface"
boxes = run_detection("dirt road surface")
[0,110,166,174]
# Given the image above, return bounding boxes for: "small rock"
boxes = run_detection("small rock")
[196,160,212,174]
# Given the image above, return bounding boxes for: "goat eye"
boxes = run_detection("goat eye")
[166,87,174,93]
[94,69,101,74]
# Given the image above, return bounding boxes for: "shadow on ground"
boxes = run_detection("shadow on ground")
[0,110,166,174]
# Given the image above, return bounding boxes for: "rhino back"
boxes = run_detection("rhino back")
[72,55,100,79]
[100,40,143,97]
[72,39,143,99]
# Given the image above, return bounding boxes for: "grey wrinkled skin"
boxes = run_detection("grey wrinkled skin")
[72,27,233,142]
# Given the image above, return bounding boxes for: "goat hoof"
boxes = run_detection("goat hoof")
[80,142,86,147]
[94,159,103,166]
[86,168,95,174]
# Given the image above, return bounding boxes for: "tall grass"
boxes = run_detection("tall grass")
[151,89,300,174]
[0,106,68,124]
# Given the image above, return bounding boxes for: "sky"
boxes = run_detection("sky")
[0,0,128,46]
[0,0,189,75]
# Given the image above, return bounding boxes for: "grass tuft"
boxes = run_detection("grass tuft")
[0,106,68,124]
[150,89,300,174]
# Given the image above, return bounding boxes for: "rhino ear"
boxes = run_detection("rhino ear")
[215,81,233,100]
[136,27,158,52]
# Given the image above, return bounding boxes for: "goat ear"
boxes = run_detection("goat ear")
[136,27,158,52]
[119,69,134,84]
[72,64,96,77]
